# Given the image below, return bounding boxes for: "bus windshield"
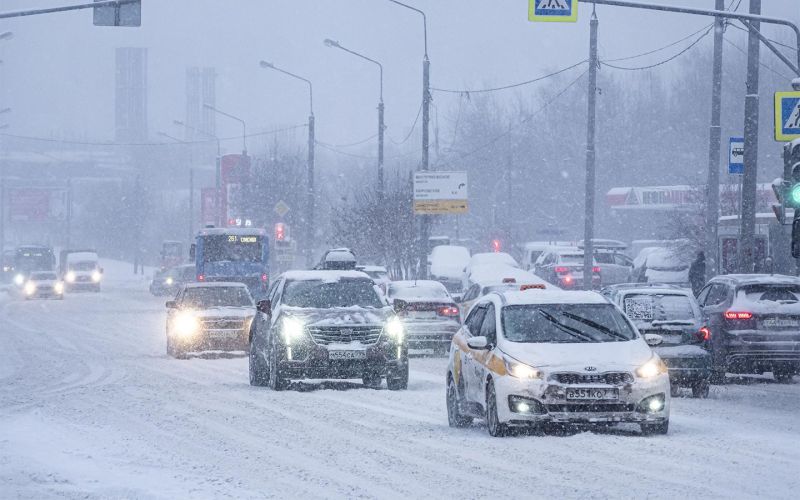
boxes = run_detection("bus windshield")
[202,235,263,263]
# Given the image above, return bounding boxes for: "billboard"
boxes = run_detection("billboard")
[8,188,68,222]
[200,188,217,227]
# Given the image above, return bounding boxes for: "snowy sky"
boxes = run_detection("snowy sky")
[1,0,799,152]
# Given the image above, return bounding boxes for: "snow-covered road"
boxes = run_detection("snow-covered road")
[1,263,799,499]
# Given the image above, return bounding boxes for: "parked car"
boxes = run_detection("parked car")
[150,264,196,296]
[315,248,357,270]
[533,247,601,289]
[248,270,408,390]
[165,282,256,358]
[697,274,800,383]
[446,287,670,436]
[632,248,690,287]
[521,241,574,271]
[428,245,471,300]
[462,252,520,291]
[386,280,461,356]
[593,250,634,285]
[356,265,392,293]
[603,283,712,397]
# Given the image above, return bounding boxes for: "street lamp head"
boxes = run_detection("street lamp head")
[202,103,215,110]
[323,38,340,48]
[259,60,274,69]
[0,32,13,41]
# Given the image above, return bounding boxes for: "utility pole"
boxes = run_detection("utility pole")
[307,112,315,268]
[704,0,725,280]
[378,100,385,197]
[189,168,194,240]
[419,55,431,279]
[583,9,599,290]
[739,0,761,273]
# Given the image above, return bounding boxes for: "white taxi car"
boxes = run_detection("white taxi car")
[446,287,670,436]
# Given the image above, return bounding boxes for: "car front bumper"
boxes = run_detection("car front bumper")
[277,341,408,379]
[493,372,670,426]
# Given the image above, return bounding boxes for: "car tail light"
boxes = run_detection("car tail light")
[724,311,752,320]
[554,266,570,274]
[197,274,205,282]
[261,273,268,282]
[438,306,459,317]
[696,327,711,342]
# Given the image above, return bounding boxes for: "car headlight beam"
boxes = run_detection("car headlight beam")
[24,282,36,296]
[385,317,404,341]
[503,355,542,380]
[282,317,305,344]
[91,270,102,283]
[54,282,64,294]
[65,272,76,283]
[173,311,200,338]
[636,355,667,379]
[14,273,25,286]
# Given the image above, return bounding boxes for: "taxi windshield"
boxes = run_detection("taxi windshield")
[502,303,637,343]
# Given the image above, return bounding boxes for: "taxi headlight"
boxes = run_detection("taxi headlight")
[636,356,668,379]
[91,270,102,283]
[14,273,25,286]
[65,272,76,283]
[503,355,542,380]
[24,282,36,296]
[282,317,305,344]
[173,311,200,337]
[54,282,64,294]
[385,317,404,341]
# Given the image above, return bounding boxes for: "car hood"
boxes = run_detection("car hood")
[499,338,654,370]
[193,306,254,319]
[280,306,392,327]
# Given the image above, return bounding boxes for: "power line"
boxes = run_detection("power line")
[0,124,308,147]
[723,35,793,81]
[602,26,713,71]
[604,22,713,63]
[317,133,378,149]
[727,22,798,53]
[431,60,587,94]
[388,102,422,146]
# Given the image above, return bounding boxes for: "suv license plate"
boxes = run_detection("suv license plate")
[565,388,619,401]
[328,350,367,360]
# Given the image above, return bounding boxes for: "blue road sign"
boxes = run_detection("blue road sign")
[529,0,578,23]
[729,136,744,175]
[774,91,800,141]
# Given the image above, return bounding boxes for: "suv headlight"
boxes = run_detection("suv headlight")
[385,317,404,341]
[282,317,305,344]
[636,355,668,379]
[173,311,200,337]
[503,354,542,380]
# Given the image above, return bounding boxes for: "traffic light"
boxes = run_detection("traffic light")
[491,239,501,253]
[274,223,286,242]
[774,142,800,224]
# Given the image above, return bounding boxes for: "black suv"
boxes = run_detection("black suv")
[697,274,800,383]
[248,270,408,390]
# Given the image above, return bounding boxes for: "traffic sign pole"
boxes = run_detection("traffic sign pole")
[582,8,598,291]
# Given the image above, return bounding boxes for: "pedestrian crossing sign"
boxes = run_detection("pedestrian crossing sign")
[774,91,800,141]
[529,0,578,23]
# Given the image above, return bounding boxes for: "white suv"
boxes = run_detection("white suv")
[445,288,670,436]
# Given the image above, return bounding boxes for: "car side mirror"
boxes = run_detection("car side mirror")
[165,300,177,309]
[393,299,407,314]
[467,336,490,350]
[189,243,196,260]
[257,299,271,315]
[644,333,663,347]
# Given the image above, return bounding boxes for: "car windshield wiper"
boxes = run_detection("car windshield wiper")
[560,312,631,341]
[537,310,594,342]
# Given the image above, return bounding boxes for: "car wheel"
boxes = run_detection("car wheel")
[641,420,669,436]
[773,369,794,383]
[268,338,289,391]
[387,363,409,391]
[362,372,382,389]
[249,340,269,387]
[166,336,185,359]
[446,375,472,428]
[691,380,710,398]
[485,379,507,437]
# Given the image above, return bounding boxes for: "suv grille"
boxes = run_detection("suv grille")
[546,403,635,413]
[552,372,633,385]
[201,317,247,331]
[307,326,383,345]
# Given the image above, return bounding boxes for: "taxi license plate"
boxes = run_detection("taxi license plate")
[565,388,619,401]
[328,350,367,360]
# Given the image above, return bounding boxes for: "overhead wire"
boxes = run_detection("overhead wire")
[722,35,793,81]
[601,25,714,71]
[388,102,422,146]
[431,60,587,94]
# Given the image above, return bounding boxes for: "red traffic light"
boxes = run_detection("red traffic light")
[274,223,286,241]
[491,239,501,253]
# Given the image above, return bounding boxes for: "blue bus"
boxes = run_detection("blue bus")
[191,228,270,298]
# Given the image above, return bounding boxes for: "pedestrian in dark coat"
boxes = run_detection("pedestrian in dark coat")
[689,251,706,297]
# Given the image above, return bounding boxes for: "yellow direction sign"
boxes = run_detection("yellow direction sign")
[529,0,578,23]
[774,91,800,141]
[274,200,290,218]
[414,200,468,215]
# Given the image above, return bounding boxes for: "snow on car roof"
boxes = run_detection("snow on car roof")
[713,274,800,286]
[617,286,694,298]
[469,252,518,267]
[501,290,608,306]
[184,282,248,289]
[356,265,387,272]
[66,251,98,262]
[390,280,446,290]
[469,264,550,287]
[282,270,371,282]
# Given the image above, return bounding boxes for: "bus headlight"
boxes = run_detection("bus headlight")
[24,282,36,296]
[281,317,305,344]
[385,317,404,341]
[65,272,76,283]
[91,270,102,283]
[14,273,25,286]
[173,312,200,338]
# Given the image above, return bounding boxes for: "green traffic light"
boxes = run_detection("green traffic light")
[791,184,800,205]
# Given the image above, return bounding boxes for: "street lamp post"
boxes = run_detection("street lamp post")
[173,119,222,226]
[202,103,246,155]
[259,60,316,268]
[386,0,430,279]
[323,38,385,197]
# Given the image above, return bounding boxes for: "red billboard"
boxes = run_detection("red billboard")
[200,188,217,227]
[8,188,67,222]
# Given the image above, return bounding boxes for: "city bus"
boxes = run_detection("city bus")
[191,227,270,298]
